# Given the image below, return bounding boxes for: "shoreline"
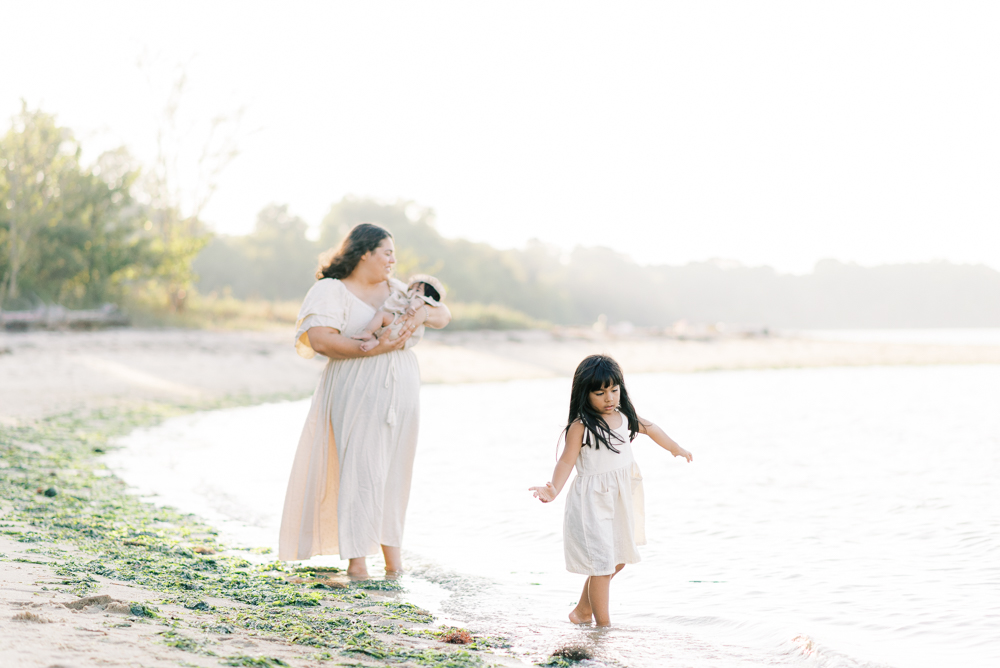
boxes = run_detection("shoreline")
[3,328,1000,422]
[3,327,1000,666]
[0,402,524,668]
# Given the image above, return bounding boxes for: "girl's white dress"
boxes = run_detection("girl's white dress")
[563,415,646,576]
[279,277,421,561]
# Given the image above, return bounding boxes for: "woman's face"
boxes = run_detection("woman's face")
[588,383,620,415]
[358,237,396,280]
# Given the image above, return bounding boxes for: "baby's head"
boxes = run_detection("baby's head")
[407,274,446,303]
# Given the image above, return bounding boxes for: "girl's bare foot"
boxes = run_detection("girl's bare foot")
[568,607,593,624]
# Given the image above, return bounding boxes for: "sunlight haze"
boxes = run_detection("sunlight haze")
[4,1,999,272]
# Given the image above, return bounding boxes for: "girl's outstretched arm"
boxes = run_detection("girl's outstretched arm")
[638,417,693,462]
[529,422,585,502]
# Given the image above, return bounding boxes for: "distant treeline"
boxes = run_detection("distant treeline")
[195,197,1000,329]
[6,106,998,329]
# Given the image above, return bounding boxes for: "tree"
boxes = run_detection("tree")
[194,204,318,300]
[0,103,79,307]
[0,104,150,309]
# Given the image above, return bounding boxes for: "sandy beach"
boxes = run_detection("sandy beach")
[3,327,1000,422]
[3,327,1000,667]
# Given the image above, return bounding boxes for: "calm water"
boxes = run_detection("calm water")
[109,365,1000,668]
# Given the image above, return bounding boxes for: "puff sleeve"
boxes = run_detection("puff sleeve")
[294,279,351,359]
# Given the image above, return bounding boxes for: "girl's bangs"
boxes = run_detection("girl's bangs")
[585,361,623,393]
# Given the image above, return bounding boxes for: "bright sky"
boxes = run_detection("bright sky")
[4,1,1000,272]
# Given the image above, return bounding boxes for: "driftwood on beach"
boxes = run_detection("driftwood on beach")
[0,304,129,331]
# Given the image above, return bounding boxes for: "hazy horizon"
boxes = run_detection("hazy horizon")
[5,1,1000,274]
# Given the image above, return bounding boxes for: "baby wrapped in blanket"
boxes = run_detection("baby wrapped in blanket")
[353,274,446,352]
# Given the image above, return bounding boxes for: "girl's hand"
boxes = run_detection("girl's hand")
[529,483,557,503]
[676,448,693,463]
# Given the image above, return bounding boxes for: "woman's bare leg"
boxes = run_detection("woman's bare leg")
[569,564,625,626]
[382,545,403,574]
[347,557,368,578]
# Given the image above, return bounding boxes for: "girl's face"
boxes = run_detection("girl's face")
[588,383,620,415]
[359,238,396,279]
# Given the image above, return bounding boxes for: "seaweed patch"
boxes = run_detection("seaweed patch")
[0,403,502,667]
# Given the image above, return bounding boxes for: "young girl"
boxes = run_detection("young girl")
[529,354,692,627]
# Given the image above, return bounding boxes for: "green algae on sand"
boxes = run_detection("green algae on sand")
[0,404,503,667]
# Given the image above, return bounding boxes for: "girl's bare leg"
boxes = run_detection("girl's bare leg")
[569,564,625,626]
[569,577,594,623]
[347,557,368,579]
[382,545,403,575]
[588,574,613,626]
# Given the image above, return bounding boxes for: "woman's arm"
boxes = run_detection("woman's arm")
[530,422,585,502]
[638,417,693,462]
[423,303,451,329]
[307,325,413,360]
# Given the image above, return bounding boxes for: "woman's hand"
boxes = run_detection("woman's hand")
[675,447,693,463]
[375,324,414,353]
[529,482,557,503]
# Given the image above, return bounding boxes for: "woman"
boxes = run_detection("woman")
[279,223,451,577]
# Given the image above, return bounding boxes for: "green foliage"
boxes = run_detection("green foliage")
[0,103,229,314]
[0,103,154,309]
[193,204,317,300]
[317,198,576,322]
[194,196,571,326]
[127,292,300,331]
[5,99,999,329]
[448,302,550,330]
[139,202,211,313]
[196,195,1000,329]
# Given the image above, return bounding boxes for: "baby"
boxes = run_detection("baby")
[353,274,446,352]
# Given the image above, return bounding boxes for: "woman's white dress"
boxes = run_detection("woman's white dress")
[279,277,421,561]
[563,415,646,576]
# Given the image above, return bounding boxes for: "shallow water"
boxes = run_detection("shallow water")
[109,365,1000,668]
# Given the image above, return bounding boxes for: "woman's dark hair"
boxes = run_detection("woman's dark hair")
[565,354,640,452]
[316,223,392,280]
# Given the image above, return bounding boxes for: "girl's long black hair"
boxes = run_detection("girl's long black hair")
[565,354,640,452]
